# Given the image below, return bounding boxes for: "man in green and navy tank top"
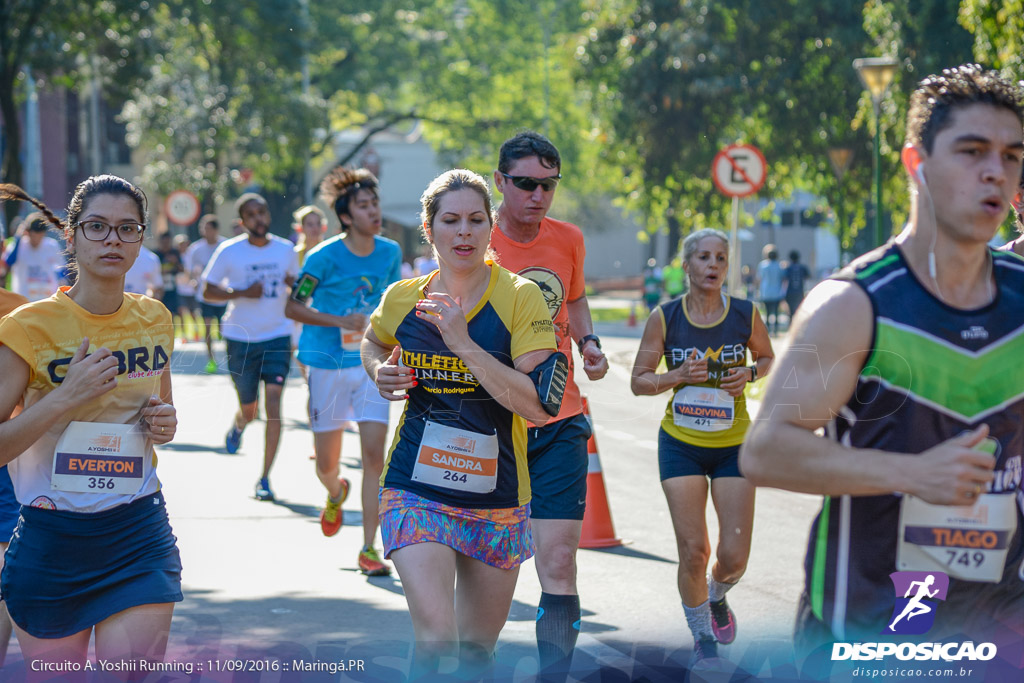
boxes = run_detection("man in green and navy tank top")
[742,65,1024,659]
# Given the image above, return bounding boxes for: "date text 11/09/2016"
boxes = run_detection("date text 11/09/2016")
[207,659,366,674]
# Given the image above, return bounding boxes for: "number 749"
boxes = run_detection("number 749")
[945,550,984,567]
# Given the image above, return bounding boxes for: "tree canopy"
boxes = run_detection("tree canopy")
[3,0,1019,248]
[0,0,153,225]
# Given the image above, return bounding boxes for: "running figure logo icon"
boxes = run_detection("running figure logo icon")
[884,571,949,635]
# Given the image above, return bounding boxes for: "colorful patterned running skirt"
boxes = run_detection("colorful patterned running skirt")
[379,488,533,570]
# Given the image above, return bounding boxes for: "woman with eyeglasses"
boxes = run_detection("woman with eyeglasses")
[362,169,561,679]
[630,229,773,665]
[0,177,181,673]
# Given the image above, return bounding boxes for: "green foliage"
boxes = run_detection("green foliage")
[0,0,152,224]
[575,0,883,245]
[573,0,988,252]
[958,0,1024,75]
[121,0,324,217]
[30,0,1009,250]
[858,0,977,236]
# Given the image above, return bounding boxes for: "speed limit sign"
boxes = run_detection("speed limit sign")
[164,190,201,225]
[712,144,767,198]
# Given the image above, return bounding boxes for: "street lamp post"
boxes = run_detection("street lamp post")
[853,57,898,247]
[827,146,854,262]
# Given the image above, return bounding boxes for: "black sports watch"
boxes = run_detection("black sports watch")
[577,334,602,353]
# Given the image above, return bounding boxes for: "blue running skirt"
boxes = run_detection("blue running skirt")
[0,491,183,638]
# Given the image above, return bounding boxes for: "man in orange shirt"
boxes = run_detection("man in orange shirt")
[490,131,609,681]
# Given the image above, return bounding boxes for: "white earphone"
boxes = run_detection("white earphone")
[914,160,939,279]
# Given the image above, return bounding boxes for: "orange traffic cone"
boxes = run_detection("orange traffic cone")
[579,397,622,549]
[627,304,637,328]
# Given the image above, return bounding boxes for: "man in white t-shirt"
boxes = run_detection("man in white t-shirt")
[1,213,66,301]
[202,193,299,501]
[123,245,163,299]
[186,215,227,373]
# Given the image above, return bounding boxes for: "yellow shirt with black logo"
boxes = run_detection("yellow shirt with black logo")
[0,288,173,512]
[370,263,556,509]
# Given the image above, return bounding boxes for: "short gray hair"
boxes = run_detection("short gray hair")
[682,228,729,262]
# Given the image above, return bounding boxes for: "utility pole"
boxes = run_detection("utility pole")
[300,0,313,204]
[89,54,103,174]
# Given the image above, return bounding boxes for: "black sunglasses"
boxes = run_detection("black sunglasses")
[499,172,561,193]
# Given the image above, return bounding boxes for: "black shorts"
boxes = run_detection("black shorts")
[226,335,292,405]
[527,413,592,521]
[657,428,742,480]
[200,301,226,321]
[178,294,196,313]
[160,291,179,314]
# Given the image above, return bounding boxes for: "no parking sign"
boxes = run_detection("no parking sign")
[712,144,766,294]
[712,144,767,198]
[164,190,201,226]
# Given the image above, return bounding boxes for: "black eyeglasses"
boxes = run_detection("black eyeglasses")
[75,221,146,243]
[499,172,561,193]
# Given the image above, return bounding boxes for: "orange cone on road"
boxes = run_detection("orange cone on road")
[579,397,622,549]
[627,304,637,328]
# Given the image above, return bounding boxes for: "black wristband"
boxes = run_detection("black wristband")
[577,334,601,353]
[748,365,758,382]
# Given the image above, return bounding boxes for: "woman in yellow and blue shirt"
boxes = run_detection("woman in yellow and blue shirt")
[362,169,559,679]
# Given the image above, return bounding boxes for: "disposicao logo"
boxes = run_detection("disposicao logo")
[831,571,997,662]
[885,571,948,635]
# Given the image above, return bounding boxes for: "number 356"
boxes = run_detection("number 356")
[88,477,115,489]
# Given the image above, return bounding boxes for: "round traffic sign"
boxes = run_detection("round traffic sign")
[165,190,201,225]
[712,144,767,198]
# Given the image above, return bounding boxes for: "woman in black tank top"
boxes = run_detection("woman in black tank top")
[630,229,774,664]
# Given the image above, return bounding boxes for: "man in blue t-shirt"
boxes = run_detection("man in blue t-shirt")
[285,167,402,576]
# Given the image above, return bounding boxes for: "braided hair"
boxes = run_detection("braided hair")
[0,185,63,234]
[1,175,147,278]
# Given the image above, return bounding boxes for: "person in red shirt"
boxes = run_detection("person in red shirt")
[490,131,609,681]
